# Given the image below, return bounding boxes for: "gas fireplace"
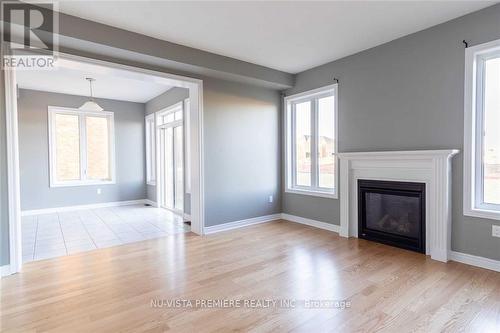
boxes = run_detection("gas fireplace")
[358,179,425,253]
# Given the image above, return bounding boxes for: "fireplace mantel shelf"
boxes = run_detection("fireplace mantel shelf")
[338,149,460,159]
[338,149,460,262]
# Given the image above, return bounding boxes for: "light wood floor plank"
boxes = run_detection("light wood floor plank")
[1,220,499,332]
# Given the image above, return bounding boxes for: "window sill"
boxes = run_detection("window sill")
[464,206,500,221]
[50,180,116,188]
[285,188,338,199]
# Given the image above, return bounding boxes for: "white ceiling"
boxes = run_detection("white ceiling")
[57,1,495,73]
[16,58,173,103]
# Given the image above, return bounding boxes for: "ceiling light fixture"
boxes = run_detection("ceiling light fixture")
[79,77,103,112]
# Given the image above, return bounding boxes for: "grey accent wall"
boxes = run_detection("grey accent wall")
[18,89,146,210]
[203,77,281,227]
[283,194,338,225]
[145,79,282,226]
[143,80,283,224]
[0,68,9,266]
[144,87,190,213]
[284,4,500,260]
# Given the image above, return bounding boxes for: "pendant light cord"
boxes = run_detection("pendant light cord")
[86,77,95,101]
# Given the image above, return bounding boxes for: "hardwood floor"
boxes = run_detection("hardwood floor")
[1,220,499,332]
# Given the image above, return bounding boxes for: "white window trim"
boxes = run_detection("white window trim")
[48,106,116,187]
[145,113,156,185]
[184,98,191,194]
[464,38,500,221]
[156,101,183,125]
[155,102,184,213]
[284,83,338,199]
[152,100,190,194]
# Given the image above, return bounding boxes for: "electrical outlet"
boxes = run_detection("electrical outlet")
[492,225,500,238]
[97,188,102,195]
[268,195,273,203]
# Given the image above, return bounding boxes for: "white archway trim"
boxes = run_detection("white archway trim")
[3,49,205,274]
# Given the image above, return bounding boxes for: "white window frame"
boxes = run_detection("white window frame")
[145,113,156,185]
[156,101,183,126]
[184,98,191,194]
[464,38,500,221]
[155,102,184,213]
[48,106,116,187]
[284,84,338,199]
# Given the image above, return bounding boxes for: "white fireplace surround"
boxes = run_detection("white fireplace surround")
[338,150,459,262]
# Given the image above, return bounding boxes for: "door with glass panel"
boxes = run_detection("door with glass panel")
[157,105,184,213]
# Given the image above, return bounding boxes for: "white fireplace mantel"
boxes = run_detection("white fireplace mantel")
[338,150,459,262]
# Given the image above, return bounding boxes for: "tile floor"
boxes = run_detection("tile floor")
[22,205,190,263]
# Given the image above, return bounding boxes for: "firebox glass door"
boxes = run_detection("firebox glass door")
[364,191,421,239]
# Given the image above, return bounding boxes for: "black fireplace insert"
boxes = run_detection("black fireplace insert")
[358,179,425,253]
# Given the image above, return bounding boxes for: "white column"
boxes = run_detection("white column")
[339,158,350,237]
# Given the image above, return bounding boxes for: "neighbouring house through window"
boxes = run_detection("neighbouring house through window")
[48,106,115,187]
[284,84,338,198]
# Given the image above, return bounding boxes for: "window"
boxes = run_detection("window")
[145,113,156,185]
[157,102,183,126]
[285,84,338,198]
[48,107,115,187]
[464,39,500,220]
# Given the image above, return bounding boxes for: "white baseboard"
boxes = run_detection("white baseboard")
[21,199,148,216]
[1,264,12,277]
[143,199,158,207]
[203,213,340,235]
[281,213,340,233]
[144,200,190,220]
[204,214,281,234]
[450,251,500,272]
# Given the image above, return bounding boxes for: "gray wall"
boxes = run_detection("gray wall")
[18,89,146,210]
[203,77,281,227]
[1,68,9,266]
[284,4,500,260]
[144,87,190,213]
[144,81,283,226]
